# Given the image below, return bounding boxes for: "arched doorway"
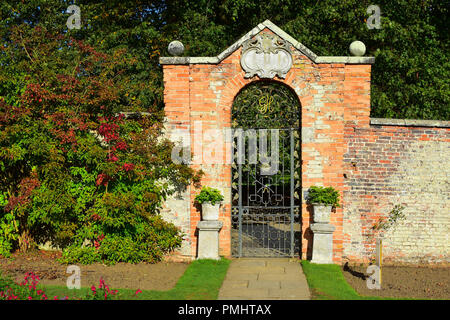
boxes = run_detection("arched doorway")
[231,81,301,257]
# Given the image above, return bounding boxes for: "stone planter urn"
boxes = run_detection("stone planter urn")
[312,204,333,223]
[195,187,224,221]
[201,202,221,221]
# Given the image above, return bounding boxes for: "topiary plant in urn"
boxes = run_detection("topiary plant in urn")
[195,187,224,221]
[307,186,340,223]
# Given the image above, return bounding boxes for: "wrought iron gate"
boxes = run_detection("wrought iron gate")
[231,81,301,257]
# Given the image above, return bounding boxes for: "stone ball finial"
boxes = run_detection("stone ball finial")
[168,40,184,56]
[349,41,366,57]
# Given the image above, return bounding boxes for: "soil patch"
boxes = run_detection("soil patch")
[342,263,450,299]
[0,250,189,291]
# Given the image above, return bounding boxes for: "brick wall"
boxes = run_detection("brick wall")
[160,23,449,265]
[343,120,450,264]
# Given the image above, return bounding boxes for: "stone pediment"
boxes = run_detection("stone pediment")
[159,20,374,66]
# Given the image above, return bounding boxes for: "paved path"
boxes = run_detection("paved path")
[218,258,310,300]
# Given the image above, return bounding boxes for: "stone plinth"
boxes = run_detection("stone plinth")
[197,220,223,260]
[310,223,335,264]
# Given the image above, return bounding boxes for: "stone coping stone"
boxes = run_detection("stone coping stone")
[310,222,336,233]
[197,220,223,230]
[370,118,450,128]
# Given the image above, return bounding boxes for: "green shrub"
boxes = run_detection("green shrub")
[0,26,200,263]
[194,187,224,205]
[58,210,183,265]
[307,186,340,208]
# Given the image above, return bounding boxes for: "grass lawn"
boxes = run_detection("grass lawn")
[301,261,409,300]
[42,258,231,300]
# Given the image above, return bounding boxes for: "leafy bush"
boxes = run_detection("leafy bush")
[194,187,224,205]
[59,215,183,265]
[0,25,200,264]
[307,186,340,208]
[0,192,17,257]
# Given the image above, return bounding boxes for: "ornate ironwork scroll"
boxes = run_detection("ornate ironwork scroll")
[232,81,300,129]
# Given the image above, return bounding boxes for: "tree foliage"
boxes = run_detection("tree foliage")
[1,1,448,119]
[166,0,448,120]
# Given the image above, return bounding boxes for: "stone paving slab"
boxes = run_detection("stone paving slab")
[219,288,270,299]
[223,280,249,289]
[280,280,309,289]
[258,273,304,281]
[218,258,310,300]
[268,288,310,299]
[227,266,285,273]
[224,273,258,281]
[248,279,280,289]
[230,260,267,267]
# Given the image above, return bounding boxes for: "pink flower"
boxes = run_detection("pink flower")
[135,289,142,296]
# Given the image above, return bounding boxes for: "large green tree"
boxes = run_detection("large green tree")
[165,0,449,120]
[1,0,448,119]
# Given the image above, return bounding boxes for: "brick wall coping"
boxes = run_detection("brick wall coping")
[370,118,450,128]
[117,114,449,128]
[159,20,375,65]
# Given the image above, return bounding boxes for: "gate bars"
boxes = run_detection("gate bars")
[231,128,301,257]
